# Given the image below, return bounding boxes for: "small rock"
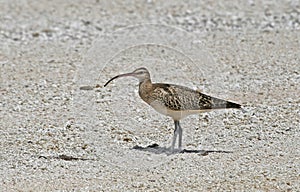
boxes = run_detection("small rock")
[79,86,94,90]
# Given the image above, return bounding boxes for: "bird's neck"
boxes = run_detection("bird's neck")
[138,79,152,102]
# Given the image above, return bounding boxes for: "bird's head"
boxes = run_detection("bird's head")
[104,67,151,87]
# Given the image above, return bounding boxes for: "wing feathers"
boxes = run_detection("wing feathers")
[151,83,240,111]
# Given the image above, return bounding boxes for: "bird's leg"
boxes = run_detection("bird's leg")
[177,121,183,150]
[171,120,179,152]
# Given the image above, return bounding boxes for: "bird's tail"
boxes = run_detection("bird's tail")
[225,101,241,109]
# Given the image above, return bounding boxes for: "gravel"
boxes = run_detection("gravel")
[1,0,299,191]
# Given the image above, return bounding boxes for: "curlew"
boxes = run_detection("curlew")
[104,67,241,152]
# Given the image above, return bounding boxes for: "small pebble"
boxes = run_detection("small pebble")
[79,85,94,90]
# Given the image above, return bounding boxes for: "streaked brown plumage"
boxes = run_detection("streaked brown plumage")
[104,67,241,152]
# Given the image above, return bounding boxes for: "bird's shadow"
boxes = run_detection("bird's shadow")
[132,143,232,155]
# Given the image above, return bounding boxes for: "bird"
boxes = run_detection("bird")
[104,67,241,152]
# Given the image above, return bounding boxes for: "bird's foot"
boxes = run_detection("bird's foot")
[168,147,183,154]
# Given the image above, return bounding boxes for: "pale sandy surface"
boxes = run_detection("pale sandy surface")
[1,0,300,191]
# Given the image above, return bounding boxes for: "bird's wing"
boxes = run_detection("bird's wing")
[151,83,240,111]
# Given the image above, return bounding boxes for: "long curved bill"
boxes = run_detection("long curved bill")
[104,72,135,87]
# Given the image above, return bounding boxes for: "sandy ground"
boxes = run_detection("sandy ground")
[1,0,300,191]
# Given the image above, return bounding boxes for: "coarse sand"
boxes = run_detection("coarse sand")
[1,1,299,191]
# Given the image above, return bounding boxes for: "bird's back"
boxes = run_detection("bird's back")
[147,83,241,111]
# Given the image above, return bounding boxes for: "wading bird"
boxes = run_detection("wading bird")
[104,67,241,152]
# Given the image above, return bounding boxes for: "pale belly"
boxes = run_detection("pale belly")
[149,100,211,121]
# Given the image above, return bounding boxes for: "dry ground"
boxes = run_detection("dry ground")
[1,0,299,191]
